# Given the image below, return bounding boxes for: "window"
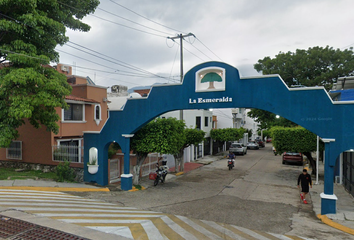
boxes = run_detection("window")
[53,139,83,163]
[196,116,201,129]
[94,104,102,125]
[64,103,84,121]
[6,141,22,160]
[95,105,100,120]
[205,116,208,127]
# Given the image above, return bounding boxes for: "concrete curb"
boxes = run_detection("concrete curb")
[317,214,354,235]
[0,186,110,192]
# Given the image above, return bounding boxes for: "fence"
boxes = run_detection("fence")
[52,145,84,163]
[110,159,120,183]
[140,153,160,177]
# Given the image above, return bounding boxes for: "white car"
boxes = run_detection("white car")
[229,143,247,155]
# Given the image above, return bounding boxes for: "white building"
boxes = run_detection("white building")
[213,108,260,141]
[160,109,214,163]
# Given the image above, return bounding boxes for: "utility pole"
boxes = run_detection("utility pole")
[168,33,195,121]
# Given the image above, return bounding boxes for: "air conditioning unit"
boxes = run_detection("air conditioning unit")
[231,108,239,114]
[61,65,69,72]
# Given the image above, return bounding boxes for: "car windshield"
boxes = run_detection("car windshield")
[231,144,241,147]
[285,152,301,156]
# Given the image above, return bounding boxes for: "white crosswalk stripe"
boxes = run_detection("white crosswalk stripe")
[0,189,309,240]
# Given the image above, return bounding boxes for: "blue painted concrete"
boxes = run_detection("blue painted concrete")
[121,175,133,191]
[321,198,337,215]
[330,89,354,101]
[83,61,354,214]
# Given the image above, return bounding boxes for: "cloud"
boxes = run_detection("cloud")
[57,0,354,89]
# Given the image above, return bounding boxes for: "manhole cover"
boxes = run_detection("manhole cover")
[0,215,89,240]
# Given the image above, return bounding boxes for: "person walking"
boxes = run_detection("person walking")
[297,169,312,204]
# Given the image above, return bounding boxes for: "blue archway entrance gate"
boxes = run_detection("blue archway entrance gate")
[83,61,354,215]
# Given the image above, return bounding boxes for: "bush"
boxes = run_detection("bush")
[55,160,75,182]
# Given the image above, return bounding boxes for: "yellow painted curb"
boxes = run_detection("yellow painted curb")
[317,214,354,235]
[0,186,110,192]
[128,186,146,192]
[175,172,184,176]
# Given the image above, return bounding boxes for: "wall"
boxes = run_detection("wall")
[0,120,52,165]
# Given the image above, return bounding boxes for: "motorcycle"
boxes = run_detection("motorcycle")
[272,147,278,156]
[228,158,235,170]
[153,163,169,186]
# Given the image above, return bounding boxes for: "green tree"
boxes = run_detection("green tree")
[271,126,324,175]
[248,109,297,131]
[174,128,205,172]
[210,128,246,152]
[108,142,121,159]
[131,118,186,185]
[0,0,99,147]
[254,46,354,90]
[250,46,354,133]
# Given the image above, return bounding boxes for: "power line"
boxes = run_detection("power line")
[64,43,152,76]
[57,1,167,38]
[195,37,223,61]
[187,41,213,61]
[0,12,176,82]
[0,48,167,88]
[56,49,172,79]
[341,42,354,50]
[109,0,187,34]
[65,41,173,80]
[96,7,173,36]
[169,46,179,81]
[90,14,167,38]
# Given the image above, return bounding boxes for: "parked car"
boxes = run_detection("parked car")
[266,138,272,143]
[229,143,247,155]
[282,152,303,165]
[247,142,259,150]
[255,139,265,147]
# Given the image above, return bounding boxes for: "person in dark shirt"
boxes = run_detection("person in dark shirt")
[297,169,312,204]
[227,151,235,167]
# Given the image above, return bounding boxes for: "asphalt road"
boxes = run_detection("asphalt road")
[72,144,353,239]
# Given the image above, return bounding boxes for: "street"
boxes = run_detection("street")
[72,144,353,239]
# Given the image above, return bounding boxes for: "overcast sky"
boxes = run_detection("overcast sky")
[56,0,354,91]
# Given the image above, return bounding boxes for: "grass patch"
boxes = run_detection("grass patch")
[133,185,142,190]
[0,168,57,181]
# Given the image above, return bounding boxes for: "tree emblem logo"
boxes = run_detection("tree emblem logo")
[195,67,225,92]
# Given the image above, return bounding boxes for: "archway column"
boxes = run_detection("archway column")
[320,138,337,214]
[121,134,134,191]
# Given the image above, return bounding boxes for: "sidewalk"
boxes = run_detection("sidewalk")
[310,161,354,235]
[0,153,353,238]
[0,179,110,192]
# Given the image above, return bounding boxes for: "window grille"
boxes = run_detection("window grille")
[53,142,83,163]
[6,141,22,160]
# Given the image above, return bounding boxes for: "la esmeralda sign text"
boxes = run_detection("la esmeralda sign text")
[189,97,232,104]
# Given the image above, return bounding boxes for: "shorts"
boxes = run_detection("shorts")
[301,185,309,193]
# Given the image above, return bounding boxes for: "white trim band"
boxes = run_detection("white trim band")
[320,193,338,200]
[122,134,134,138]
[121,174,133,178]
